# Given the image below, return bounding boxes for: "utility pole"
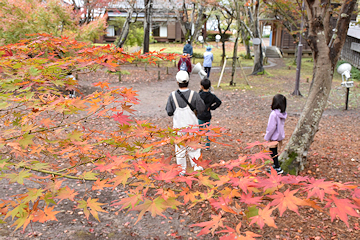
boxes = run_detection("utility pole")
[292,1,304,96]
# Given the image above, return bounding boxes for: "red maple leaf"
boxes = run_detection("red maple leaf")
[111,112,131,125]
[209,197,236,214]
[239,192,262,205]
[303,178,339,202]
[190,213,225,236]
[153,169,179,182]
[325,195,360,228]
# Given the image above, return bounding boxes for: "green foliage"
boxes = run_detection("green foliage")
[206,31,232,41]
[192,52,204,58]
[336,60,360,81]
[0,0,106,45]
[110,18,152,47]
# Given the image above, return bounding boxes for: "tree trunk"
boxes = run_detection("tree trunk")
[241,29,251,59]
[143,0,152,54]
[230,35,239,85]
[230,1,241,85]
[191,4,204,44]
[116,8,134,48]
[280,0,356,175]
[250,0,264,75]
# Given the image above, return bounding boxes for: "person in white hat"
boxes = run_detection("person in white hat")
[165,71,206,175]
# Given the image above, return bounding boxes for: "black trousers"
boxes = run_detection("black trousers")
[204,67,211,78]
[270,147,280,168]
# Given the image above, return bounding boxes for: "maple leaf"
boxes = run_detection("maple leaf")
[175,175,198,189]
[229,176,254,193]
[153,169,179,182]
[190,213,224,236]
[22,188,43,204]
[77,198,107,221]
[239,192,262,205]
[93,81,109,89]
[109,169,132,189]
[209,197,236,214]
[111,112,131,125]
[132,197,168,224]
[18,133,35,147]
[33,205,60,223]
[245,141,264,149]
[248,150,272,164]
[111,193,143,210]
[92,179,112,191]
[6,170,32,185]
[219,231,262,240]
[269,189,306,216]
[250,204,277,229]
[55,186,78,203]
[67,130,83,141]
[303,178,339,202]
[325,195,360,228]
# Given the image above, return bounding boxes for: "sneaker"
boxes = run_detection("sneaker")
[194,165,204,171]
[274,167,284,175]
[179,170,186,176]
[267,165,283,175]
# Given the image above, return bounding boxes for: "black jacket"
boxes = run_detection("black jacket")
[197,90,221,121]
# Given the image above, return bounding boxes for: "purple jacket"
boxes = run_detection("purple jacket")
[264,109,287,142]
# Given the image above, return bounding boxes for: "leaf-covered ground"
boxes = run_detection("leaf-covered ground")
[1,58,360,239]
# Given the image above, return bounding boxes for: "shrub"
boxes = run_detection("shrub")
[206,31,232,41]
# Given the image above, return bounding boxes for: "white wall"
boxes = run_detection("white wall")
[160,26,167,37]
[107,26,115,36]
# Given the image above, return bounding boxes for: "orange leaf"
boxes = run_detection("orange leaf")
[269,189,305,216]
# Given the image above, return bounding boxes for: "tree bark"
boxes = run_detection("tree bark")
[280,0,356,175]
[230,1,241,85]
[143,0,152,54]
[250,0,264,75]
[116,8,135,48]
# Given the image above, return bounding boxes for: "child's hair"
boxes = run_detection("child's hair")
[271,94,287,113]
[200,78,211,90]
[178,82,189,88]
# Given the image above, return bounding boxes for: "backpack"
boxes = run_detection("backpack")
[179,59,188,71]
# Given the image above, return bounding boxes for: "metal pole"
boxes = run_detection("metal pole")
[292,1,304,96]
[345,88,350,110]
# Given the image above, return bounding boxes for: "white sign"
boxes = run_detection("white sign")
[198,36,204,42]
[215,35,221,40]
[252,38,261,45]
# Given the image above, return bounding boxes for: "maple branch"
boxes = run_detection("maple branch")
[19,165,98,181]
[54,156,106,173]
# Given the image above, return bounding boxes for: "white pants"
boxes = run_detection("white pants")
[175,144,201,171]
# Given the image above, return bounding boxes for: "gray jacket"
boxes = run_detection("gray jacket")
[166,89,205,116]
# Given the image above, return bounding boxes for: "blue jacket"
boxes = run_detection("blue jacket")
[183,43,193,56]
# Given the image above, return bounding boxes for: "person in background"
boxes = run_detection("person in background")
[203,46,213,78]
[197,78,221,150]
[177,54,192,75]
[264,94,287,175]
[66,72,76,98]
[166,71,205,175]
[183,40,193,58]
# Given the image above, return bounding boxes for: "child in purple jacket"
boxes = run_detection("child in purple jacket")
[264,94,287,174]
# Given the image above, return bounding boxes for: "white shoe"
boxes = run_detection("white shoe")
[179,170,186,176]
[194,165,203,171]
